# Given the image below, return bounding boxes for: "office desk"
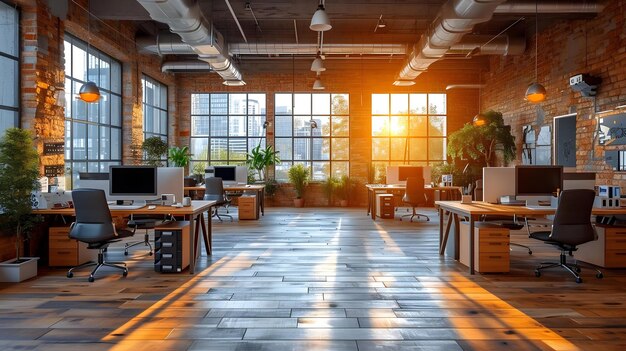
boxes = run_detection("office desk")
[34,201,215,274]
[366,184,461,220]
[435,201,626,275]
[185,184,265,217]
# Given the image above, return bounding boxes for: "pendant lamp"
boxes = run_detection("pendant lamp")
[310,1,331,32]
[525,0,546,103]
[79,1,100,103]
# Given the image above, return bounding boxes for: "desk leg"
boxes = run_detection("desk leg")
[453,214,460,260]
[438,207,443,248]
[440,211,453,255]
[469,215,475,275]
[201,212,211,255]
[260,188,265,216]
[367,189,372,216]
[189,213,196,274]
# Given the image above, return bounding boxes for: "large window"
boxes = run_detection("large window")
[0,1,19,136]
[64,35,122,188]
[190,93,266,175]
[371,93,447,181]
[274,93,349,181]
[142,75,168,141]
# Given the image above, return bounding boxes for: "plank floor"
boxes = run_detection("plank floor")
[1,207,626,350]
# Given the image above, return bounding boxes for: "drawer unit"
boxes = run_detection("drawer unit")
[48,226,95,267]
[459,222,510,273]
[376,194,395,219]
[575,226,626,268]
[154,221,190,273]
[238,195,258,220]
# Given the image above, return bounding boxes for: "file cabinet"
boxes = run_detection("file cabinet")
[575,226,626,268]
[376,194,395,219]
[238,195,258,220]
[459,222,510,273]
[49,226,95,266]
[154,221,190,273]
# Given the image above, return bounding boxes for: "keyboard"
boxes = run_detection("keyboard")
[525,205,556,210]
[108,204,146,210]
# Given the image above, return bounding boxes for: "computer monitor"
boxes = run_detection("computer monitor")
[157,167,184,204]
[387,165,429,185]
[207,165,248,185]
[77,172,110,199]
[109,166,158,202]
[482,167,516,203]
[515,165,563,196]
[235,165,248,185]
[214,166,236,182]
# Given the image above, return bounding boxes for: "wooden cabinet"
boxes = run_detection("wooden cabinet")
[575,226,626,268]
[376,194,395,219]
[49,226,95,267]
[459,222,510,273]
[238,195,258,220]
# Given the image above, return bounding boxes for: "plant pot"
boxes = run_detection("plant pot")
[0,257,39,282]
[294,198,305,208]
[340,199,349,207]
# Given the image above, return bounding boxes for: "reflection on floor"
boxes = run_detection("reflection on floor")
[1,207,626,350]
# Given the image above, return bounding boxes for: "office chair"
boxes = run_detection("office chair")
[400,176,430,222]
[123,214,168,256]
[67,189,134,282]
[204,177,233,222]
[530,189,603,283]
[184,176,198,200]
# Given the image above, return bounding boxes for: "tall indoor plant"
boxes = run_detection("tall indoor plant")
[287,164,309,207]
[336,175,355,207]
[142,136,168,166]
[0,128,41,282]
[246,144,280,182]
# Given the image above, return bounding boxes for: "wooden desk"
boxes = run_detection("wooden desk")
[366,184,461,220]
[185,184,265,217]
[34,200,215,274]
[435,201,626,275]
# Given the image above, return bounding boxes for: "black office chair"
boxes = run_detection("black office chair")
[400,176,430,222]
[68,189,135,282]
[530,189,603,283]
[124,214,168,256]
[204,177,233,222]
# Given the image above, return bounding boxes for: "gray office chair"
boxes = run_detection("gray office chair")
[530,189,603,283]
[68,189,134,282]
[400,176,430,222]
[204,177,233,222]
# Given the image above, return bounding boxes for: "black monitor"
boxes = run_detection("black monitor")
[398,166,423,182]
[515,165,564,196]
[109,166,158,199]
[213,166,236,182]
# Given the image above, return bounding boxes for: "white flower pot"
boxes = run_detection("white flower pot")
[0,257,39,282]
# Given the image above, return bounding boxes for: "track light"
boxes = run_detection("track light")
[310,55,325,72]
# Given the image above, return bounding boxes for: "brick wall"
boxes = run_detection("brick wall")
[481,0,626,186]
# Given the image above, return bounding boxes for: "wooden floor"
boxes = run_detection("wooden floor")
[1,207,626,350]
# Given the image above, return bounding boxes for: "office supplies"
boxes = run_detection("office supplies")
[160,194,175,206]
[148,205,156,210]
[598,185,620,198]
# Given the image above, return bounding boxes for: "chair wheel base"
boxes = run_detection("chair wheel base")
[149,251,153,256]
[67,272,73,278]
[88,276,95,282]
[124,251,129,256]
[596,272,604,279]
[123,270,128,277]
[528,250,533,255]
[576,277,583,283]
[534,270,541,277]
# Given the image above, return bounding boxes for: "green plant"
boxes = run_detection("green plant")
[447,110,516,167]
[287,164,309,199]
[431,162,479,188]
[264,177,279,197]
[322,176,339,205]
[168,146,192,168]
[0,128,42,260]
[336,175,356,202]
[246,145,280,182]
[141,136,168,167]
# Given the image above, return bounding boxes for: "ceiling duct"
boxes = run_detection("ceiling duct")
[494,1,603,14]
[136,0,244,83]
[449,35,525,56]
[395,0,506,83]
[162,61,213,72]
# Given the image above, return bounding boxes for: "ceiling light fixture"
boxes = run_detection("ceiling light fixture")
[78,0,100,103]
[222,80,247,86]
[310,0,331,32]
[473,74,488,126]
[525,0,546,103]
[310,53,325,72]
[313,73,325,90]
[392,79,415,86]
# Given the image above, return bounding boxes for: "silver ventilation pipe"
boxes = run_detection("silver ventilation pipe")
[162,61,213,72]
[449,35,525,56]
[494,1,603,14]
[136,0,244,83]
[395,0,506,83]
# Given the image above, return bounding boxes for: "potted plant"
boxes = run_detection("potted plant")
[246,144,280,182]
[336,175,355,207]
[287,164,309,208]
[192,162,206,184]
[141,136,168,167]
[0,128,42,282]
[264,177,279,197]
[168,146,192,174]
[322,176,339,206]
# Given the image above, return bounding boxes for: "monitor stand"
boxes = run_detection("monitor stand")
[115,199,147,207]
